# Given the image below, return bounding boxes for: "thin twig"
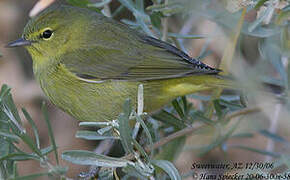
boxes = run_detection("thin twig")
[225,107,261,120]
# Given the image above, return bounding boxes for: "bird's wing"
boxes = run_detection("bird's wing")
[61,17,220,81]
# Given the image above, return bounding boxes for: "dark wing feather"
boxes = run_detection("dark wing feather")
[61,14,221,82]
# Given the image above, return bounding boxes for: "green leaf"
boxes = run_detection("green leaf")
[259,130,288,144]
[62,150,130,167]
[118,112,134,154]
[171,99,184,119]
[98,168,114,180]
[181,96,189,115]
[66,0,90,7]
[118,99,134,154]
[248,5,274,32]
[22,108,40,149]
[151,160,181,180]
[9,172,50,180]
[88,0,111,8]
[18,133,42,157]
[2,95,22,127]
[112,5,125,17]
[150,12,162,29]
[213,100,223,119]
[132,139,149,161]
[117,0,149,19]
[122,173,147,180]
[229,145,280,157]
[218,99,244,111]
[197,3,280,37]
[168,33,207,39]
[152,110,186,129]
[117,0,136,14]
[259,37,288,87]
[231,133,254,139]
[123,98,131,117]
[40,146,54,156]
[136,0,144,11]
[0,136,10,159]
[79,121,112,127]
[136,115,153,157]
[255,0,270,9]
[197,39,212,60]
[76,130,119,140]
[42,102,58,164]
[0,130,19,142]
[66,0,101,12]
[136,15,155,37]
[190,111,215,125]
[0,84,11,101]
[276,9,290,25]
[122,164,150,179]
[146,2,183,16]
[0,152,39,161]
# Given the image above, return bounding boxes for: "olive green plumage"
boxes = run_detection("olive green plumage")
[9,5,227,121]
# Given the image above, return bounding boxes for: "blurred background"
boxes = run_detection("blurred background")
[0,0,289,179]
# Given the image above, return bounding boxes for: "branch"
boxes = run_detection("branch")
[124,106,261,160]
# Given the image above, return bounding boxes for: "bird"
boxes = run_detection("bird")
[7,5,228,122]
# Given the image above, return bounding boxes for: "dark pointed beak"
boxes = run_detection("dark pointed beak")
[6,38,32,48]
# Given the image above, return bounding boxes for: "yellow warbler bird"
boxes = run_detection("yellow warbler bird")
[8,5,227,122]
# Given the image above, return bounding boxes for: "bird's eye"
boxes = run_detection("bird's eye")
[41,29,53,39]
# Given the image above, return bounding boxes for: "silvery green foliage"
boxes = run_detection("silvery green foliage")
[1,0,289,179]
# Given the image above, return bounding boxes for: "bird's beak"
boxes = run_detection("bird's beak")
[6,38,32,48]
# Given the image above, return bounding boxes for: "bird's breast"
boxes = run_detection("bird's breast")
[34,63,138,121]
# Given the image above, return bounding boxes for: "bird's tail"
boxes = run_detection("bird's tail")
[163,74,285,97]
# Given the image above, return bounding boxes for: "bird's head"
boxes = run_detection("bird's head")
[7,5,93,64]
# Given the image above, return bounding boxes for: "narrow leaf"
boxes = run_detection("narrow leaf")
[229,145,280,157]
[168,33,207,39]
[42,102,59,164]
[151,160,181,180]
[259,130,288,144]
[136,115,153,157]
[0,84,11,101]
[0,130,19,141]
[0,152,39,161]
[76,130,118,140]
[18,133,42,157]
[9,172,50,180]
[88,0,111,8]
[62,150,130,167]
[152,110,185,129]
[255,0,270,9]
[22,108,40,149]
[40,146,54,156]
[79,121,111,127]
[132,139,149,161]
[66,0,90,7]
[119,113,134,154]
[172,99,184,119]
